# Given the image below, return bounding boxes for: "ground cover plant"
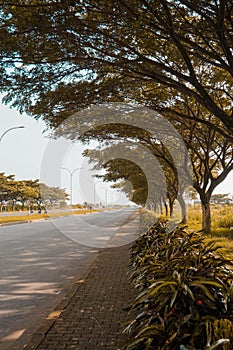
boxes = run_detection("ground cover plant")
[124,216,233,350]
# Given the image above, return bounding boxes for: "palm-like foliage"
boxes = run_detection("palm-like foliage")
[124,220,233,350]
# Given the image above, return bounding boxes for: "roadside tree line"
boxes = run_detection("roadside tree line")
[0,0,232,232]
[0,173,69,211]
[82,110,233,233]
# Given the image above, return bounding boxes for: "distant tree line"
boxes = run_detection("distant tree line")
[210,193,233,205]
[0,173,69,211]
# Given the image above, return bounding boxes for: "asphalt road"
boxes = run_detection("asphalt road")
[0,208,137,350]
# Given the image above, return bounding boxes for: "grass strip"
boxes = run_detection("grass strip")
[0,209,99,225]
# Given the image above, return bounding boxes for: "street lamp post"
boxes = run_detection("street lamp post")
[61,167,83,208]
[111,190,119,205]
[105,188,111,208]
[104,189,119,207]
[0,126,25,214]
[0,126,25,142]
[93,180,102,206]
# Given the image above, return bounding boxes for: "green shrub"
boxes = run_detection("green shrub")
[124,221,233,350]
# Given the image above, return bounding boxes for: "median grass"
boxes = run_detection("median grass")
[187,204,233,260]
[140,204,233,260]
[0,209,99,225]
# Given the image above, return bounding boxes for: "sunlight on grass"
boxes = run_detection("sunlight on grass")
[0,209,99,225]
[187,204,233,260]
[204,236,233,261]
[141,204,233,260]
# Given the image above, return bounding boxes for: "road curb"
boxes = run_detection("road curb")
[0,210,101,228]
[0,220,32,226]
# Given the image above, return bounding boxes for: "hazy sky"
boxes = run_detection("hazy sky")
[0,101,127,205]
[0,101,232,205]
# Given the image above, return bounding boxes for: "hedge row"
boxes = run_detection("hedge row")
[124,220,233,350]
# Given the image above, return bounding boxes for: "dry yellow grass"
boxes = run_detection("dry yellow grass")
[142,204,233,260]
[0,209,99,225]
[187,204,233,260]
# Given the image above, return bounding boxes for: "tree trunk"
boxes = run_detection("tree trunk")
[177,194,187,224]
[170,203,174,218]
[159,201,163,215]
[201,200,211,234]
[164,201,168,217]
[168,198,174,218]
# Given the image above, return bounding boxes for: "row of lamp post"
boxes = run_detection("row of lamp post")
[94,181,115,207]
[61,172,119,208]
[0,128,120,209]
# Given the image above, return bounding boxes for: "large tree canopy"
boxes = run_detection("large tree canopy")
[0,0,232,137]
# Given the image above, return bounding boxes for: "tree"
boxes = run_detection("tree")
[15,180,39,210]
[170,108,233,232]
[1,1,232,229]
[138,71,233,232]
[0,173,20,210]
[80,98,233,232]
[101,158,178,216]
[191,132,232,232]
[83,135,182,219]
[103,159,149,206]
[39,183,69,207]
[0,0,232,138]
[0,172,69,210]
[0,172,14,210]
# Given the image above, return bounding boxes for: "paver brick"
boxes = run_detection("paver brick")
[25,216,138,350]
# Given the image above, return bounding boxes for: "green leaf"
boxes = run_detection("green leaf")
[181,283,195,300]
[145,338,153,350]
[149,281,177,297]
[127,337,146,350]
[190,280,224,301]
[137,325,164,337]
[170,290,178,307]
[168,331,178,343]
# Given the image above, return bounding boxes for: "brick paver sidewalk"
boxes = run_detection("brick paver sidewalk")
[25,216,138,350]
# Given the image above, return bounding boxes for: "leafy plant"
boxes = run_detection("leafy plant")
[124,220,233,350]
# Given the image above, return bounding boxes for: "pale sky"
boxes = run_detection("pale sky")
[0,101,127,205]
[0,101,232,205]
